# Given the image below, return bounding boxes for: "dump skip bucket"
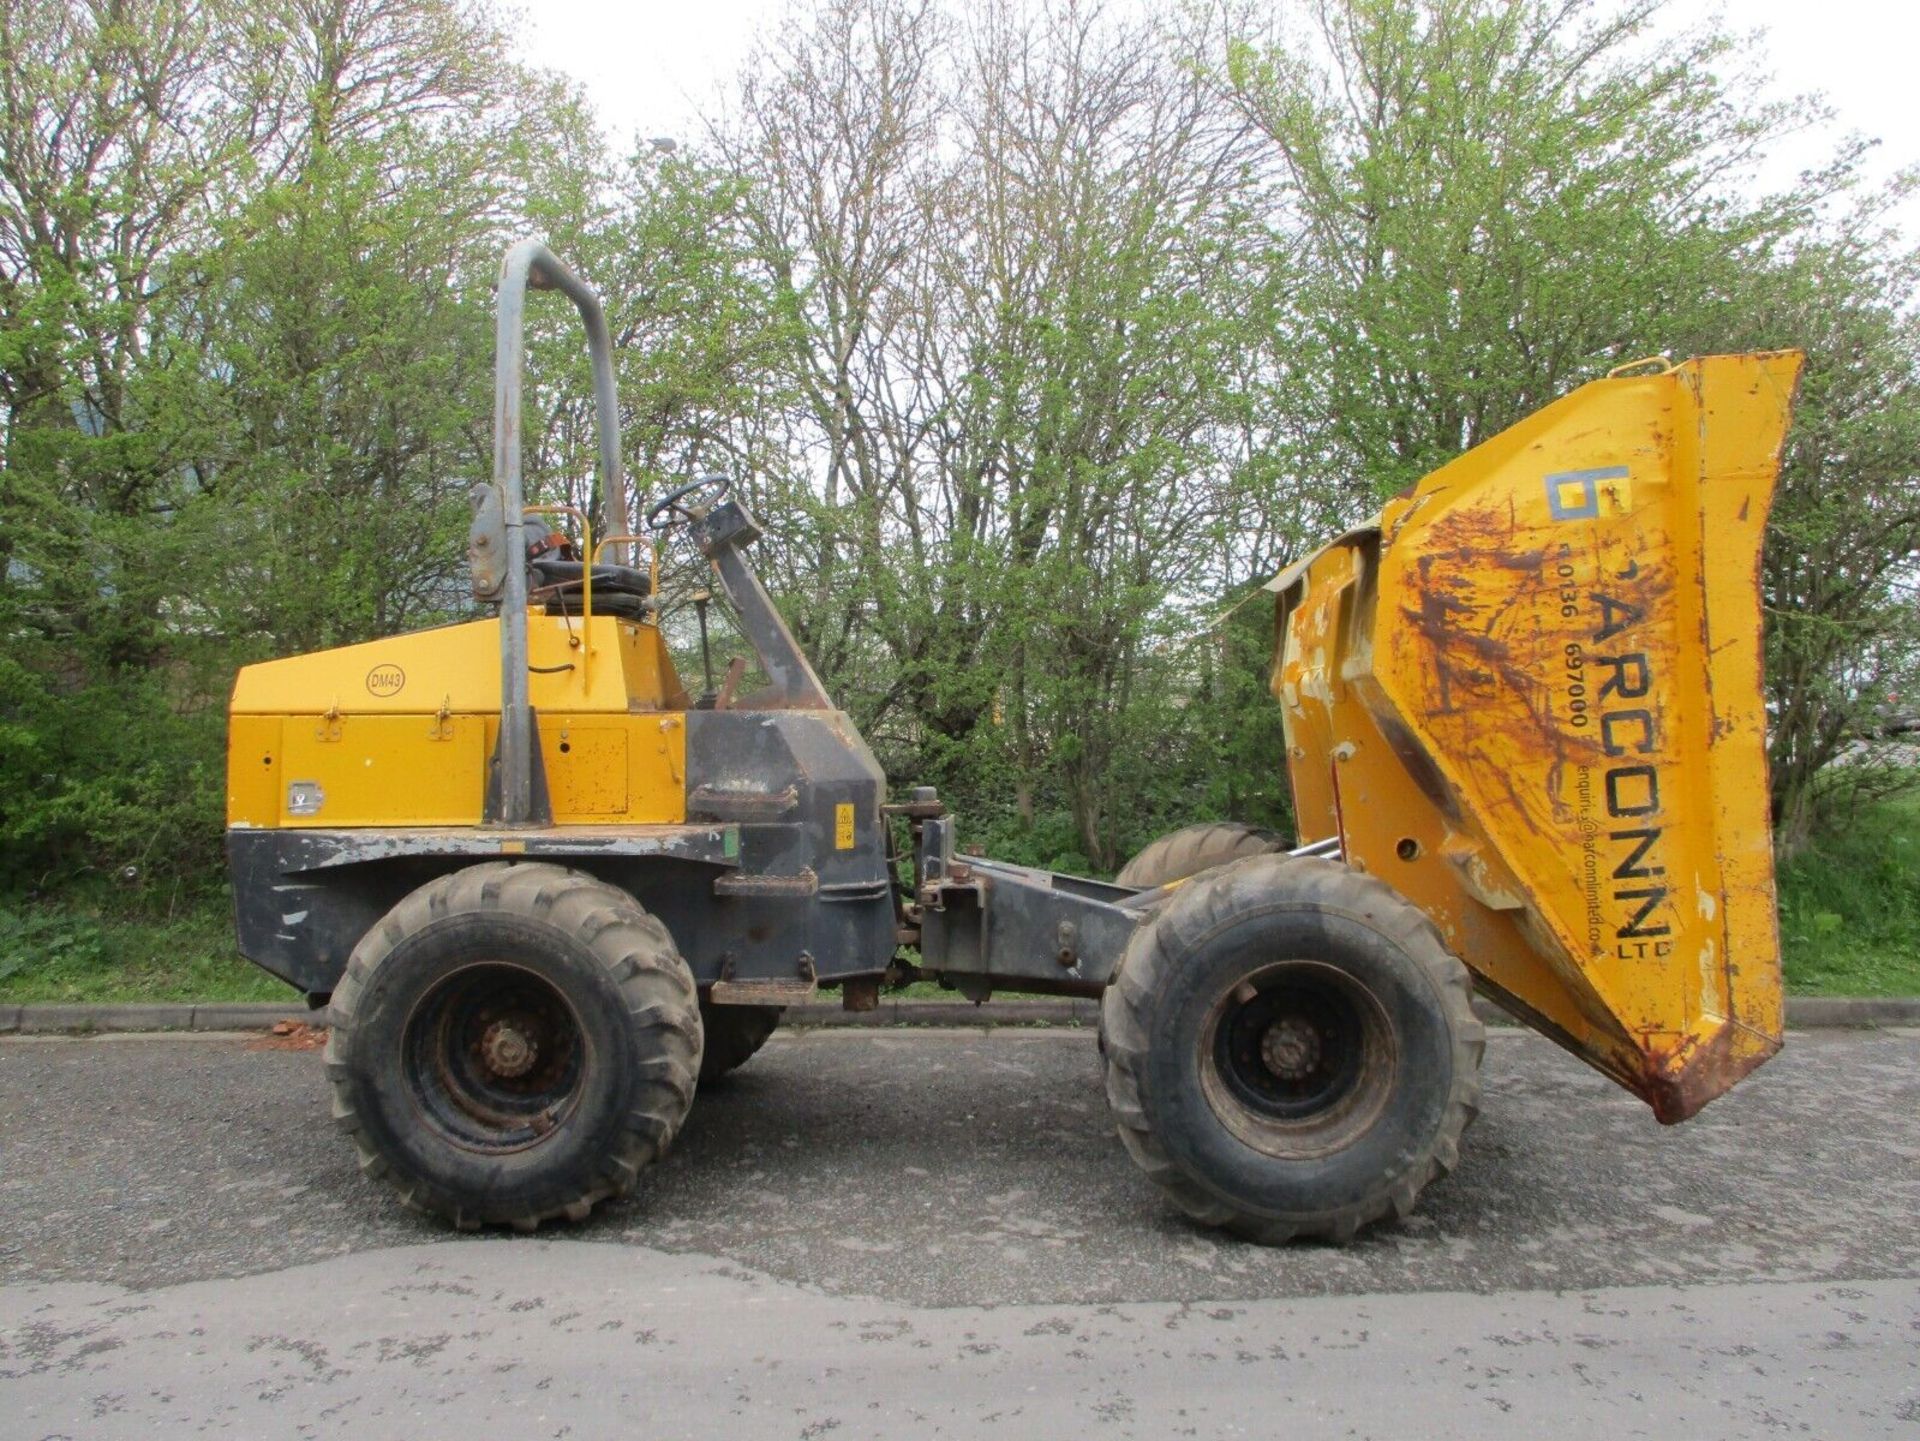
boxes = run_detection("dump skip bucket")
[1274,353,1803,1121]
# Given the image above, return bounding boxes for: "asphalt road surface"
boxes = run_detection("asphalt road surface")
[2,1025,1917,1438]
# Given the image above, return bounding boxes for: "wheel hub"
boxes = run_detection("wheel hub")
[1260,1015,1322,1081]
[1201,960,1397,1153]
[480,1018,539,1079]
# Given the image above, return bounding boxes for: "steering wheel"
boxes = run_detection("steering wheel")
[645,474,733,533]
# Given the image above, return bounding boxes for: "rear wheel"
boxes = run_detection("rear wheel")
[1115,821,1288,889]
[1101,854,1482,1243]
[698,1001,783,1082]
[325,862,701,1230]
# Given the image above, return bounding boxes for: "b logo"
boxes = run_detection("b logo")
[366,664,406,698]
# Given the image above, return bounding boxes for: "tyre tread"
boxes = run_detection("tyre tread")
[1099,854,1483,1244]
[324,861,700,1231]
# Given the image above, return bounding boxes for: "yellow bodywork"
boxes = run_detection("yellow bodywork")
[1273,353,1802,1121]
[228,614,687,829]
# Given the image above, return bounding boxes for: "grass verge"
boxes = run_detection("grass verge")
[0,898,286,1004]
[1775,793,1920,996]
[2,794,1914,1004]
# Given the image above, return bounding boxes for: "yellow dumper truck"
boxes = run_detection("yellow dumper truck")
[225,242,1800,1240]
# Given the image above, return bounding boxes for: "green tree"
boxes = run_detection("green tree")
[0,0,560,891]
[181,135,499,655]
[720,0,1288,867]
[1215,0,1826,496]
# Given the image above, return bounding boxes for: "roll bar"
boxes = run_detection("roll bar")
[492,239,627,826]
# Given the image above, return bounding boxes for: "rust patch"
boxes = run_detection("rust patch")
[1639,1024,1782,1124]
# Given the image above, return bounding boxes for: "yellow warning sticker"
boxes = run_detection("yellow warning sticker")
[835,802,855,850]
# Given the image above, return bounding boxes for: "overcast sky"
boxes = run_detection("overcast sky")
[516,0,1917,228]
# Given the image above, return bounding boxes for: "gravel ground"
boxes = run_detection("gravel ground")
[1,1026,1917,1305]
[4,1027,1918,1440]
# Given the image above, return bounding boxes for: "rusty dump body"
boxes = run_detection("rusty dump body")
[1272,353,1803,1122]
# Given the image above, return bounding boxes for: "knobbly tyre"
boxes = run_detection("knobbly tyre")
[225,241,1801,1239]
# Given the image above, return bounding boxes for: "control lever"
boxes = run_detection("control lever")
[692,590,718,709]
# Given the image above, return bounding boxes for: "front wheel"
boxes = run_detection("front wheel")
[325,862,702,1230]
[1101,854,1482,1243]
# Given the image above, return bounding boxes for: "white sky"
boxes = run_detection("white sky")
[515,0,1918,227]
